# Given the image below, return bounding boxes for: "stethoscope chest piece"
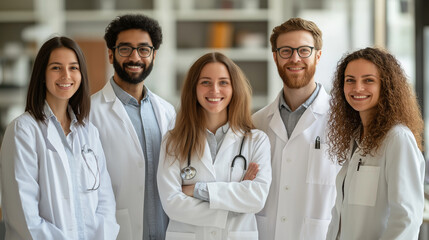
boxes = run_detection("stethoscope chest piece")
[180,166,197,180]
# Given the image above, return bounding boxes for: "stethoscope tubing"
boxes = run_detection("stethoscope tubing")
[181,134,247,180]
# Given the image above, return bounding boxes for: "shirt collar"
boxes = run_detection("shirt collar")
[43,101,79,129]
[110,77,148,106]
[278,82,321,112]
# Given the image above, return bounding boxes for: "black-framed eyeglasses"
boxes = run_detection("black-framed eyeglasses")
[276,46,315,59]
[81,145,100,191]
[113,45,154,58]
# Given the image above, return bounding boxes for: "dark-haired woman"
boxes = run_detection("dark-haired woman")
[326,47,424,240]
[0,36,119,239]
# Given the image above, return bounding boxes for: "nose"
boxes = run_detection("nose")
[61,69,71,80]
[210,83,220,93]
[354,81,364,92]
[129,48,141,61]
[289,49,301,62]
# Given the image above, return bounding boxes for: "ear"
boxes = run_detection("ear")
[108,49,114,64]
[315,50,322,65]
[272,52,277,63]
[152,50,157,62]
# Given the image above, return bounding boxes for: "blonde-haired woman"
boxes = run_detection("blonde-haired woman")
[157,52,271,240]
[326,47,424,240]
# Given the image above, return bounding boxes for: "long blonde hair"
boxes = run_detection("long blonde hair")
[166,52,254,162]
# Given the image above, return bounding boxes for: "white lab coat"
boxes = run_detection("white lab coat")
[90,80,176,240]
[0,104,119,240]
[326,124,425,240]
[252,86,340,240]
[157,129,272,240]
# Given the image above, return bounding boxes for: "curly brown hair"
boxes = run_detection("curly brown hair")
[328,47,423,163]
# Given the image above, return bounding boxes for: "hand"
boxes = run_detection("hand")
[182,184,195,197]
[242,162,259,181]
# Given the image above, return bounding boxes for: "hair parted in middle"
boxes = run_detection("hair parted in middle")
[269,17,323,52]
[104,14,163,50]
[165,52,254,162]
[25,36,90,125]
[328,47,423,164]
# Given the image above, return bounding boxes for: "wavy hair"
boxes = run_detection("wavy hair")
[328,47,423,163]
[166,52,254,162]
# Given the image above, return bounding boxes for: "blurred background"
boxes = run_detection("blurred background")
[0,0,429,238]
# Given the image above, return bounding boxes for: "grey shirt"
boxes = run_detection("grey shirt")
[279,82,321,138]
[111,79,167,240]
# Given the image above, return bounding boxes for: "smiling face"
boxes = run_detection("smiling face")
[45,47,81,107]
[196,62,233,121]
[109,29,156,84]
[274,30,321,89]
[343,58,381,123]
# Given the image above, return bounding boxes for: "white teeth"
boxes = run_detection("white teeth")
[58,84,72,87]
[207,98,221,102]
[288,67,304,70]
[353,95,368,99]
[127,66,141,69]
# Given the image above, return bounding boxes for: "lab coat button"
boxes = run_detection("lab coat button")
[284,185,289,190]
[281,216,287,222]
[211,231,216,236]
[286,158,291,162]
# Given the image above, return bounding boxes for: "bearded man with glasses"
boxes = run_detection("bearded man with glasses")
[90,14,176,240]
[252,18,340,240]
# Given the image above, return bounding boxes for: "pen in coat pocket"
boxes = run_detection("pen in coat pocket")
[315,136,320,149]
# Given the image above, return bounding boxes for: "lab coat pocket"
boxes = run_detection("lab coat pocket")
[116,208,133,240]
[299,217,330,240]
[165,232,196,240]
[348,165,380,206]
[307,143,339,185]
[228,231,258,240]
[80,148,100,191]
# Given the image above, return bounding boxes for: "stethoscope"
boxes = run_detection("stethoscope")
[180,135,247,180]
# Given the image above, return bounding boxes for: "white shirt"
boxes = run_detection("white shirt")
[0,104,119,240]
[326,124,425,240]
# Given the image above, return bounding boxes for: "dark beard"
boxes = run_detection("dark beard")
[113,56,154,84]
[276,56,316,89]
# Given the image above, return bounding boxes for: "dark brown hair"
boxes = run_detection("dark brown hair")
[328,47,423,163]
[25,36,90,124]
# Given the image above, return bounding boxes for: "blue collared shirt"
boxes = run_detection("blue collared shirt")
[111,79,167,240]
[279,82,321,138]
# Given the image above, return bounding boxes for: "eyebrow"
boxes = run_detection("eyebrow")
[345,74,377,78]
[117,42,150,46]
[48,62,79,66]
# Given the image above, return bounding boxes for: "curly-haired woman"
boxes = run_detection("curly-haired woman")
[326,47,425,240]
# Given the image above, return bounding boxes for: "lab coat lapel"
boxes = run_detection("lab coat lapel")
[268,94,287,143]
[288,85,330,141]
[45,120,72,179]
[102,82,145,158]
[199,140,217,179]
[217,128,241,157]
[148,90,168,134]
